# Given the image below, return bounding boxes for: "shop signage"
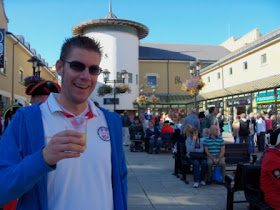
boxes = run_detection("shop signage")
[208,101,223,108]
[256,95,280,104]
[104,98,119,105]
[227,98,251,107]
[0,29,5,68]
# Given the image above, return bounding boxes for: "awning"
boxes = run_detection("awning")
[197,74,280,101]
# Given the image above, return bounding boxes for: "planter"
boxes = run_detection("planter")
[98,84,113,96]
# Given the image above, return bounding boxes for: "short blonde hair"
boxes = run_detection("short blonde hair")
[183,124,192,137]
[202,128,210,137]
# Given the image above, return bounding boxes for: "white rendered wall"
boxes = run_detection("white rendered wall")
[84,29,139,111]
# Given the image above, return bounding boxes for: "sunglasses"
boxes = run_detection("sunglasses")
[61,60,102,75]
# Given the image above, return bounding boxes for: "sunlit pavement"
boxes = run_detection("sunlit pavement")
[126,133,262,210]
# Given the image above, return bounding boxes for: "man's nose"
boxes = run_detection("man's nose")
[80,67,91,79]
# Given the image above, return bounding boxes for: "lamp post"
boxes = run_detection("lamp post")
[36,61,45,77]
[27,56,40,76]
[188,58,201,110]
[102,69,128,112]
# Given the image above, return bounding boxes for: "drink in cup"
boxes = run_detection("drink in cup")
[66,116,88,149]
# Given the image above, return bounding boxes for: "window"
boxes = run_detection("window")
[217,72,220,79]
[147,76,156,86]
[261,54,267,65]
[116,72,121,81]
[0,68,5,74]
[0,58,7,75]
[19,70,23,83]
[128,73,133,83]
[229,67,232,75]
[207,76,210,83]
[136,74,138,85]
[243,61,248,70]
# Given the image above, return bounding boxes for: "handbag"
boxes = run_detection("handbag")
[212,165,223,183]
[188,152,206,160]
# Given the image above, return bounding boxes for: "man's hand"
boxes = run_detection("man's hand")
[213,158,219,165]
[42,130,86,166]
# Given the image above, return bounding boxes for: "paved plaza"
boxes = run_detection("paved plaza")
[126,133,257,210]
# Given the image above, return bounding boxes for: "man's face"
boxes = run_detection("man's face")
[211,126,219,137]
[56,47,100,106]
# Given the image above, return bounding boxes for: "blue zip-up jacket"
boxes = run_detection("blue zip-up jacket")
[0,104,127,210]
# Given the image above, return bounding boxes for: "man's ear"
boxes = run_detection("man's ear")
[56,60,63,76]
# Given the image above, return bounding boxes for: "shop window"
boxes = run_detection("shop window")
[229,67,232,75]
[207,76,210,83]
[261,54,267,65]
[217,72,220,79]
[243,61,248,70]
[147,76,156,86]
[19,69,23,83]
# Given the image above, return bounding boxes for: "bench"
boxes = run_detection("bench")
[179,142,190,184]
[160,132,174,151]
[225,143,257,170]
[224,163,248,210]
[243,165,272,210]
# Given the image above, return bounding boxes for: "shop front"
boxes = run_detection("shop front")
[255,90,280,114]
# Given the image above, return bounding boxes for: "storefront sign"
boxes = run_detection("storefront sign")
[227,98,251,107]
[0,29,5,68]
[256,95,280,104]
[104,98,119,105]
[208,101,223,108]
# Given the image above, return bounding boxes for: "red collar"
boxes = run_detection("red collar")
[60,108,94,119]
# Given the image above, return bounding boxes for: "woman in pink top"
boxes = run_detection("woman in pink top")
[265,114,273,135]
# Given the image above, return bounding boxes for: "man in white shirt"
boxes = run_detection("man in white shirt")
[0,36,127,210]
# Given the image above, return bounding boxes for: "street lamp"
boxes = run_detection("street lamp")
[27,56,40,76]
[188,58,201,110]
[36,61,45,77]
[151,85,156,95]
[140,84,144,95]
[101,69,128,112]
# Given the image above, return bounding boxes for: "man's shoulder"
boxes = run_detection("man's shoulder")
[98,107,121,122]
[17,104,41,118]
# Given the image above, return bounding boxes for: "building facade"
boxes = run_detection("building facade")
[0,0,58,113]
[197,28,280,119]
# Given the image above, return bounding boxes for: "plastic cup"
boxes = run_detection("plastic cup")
[66,116,88,149]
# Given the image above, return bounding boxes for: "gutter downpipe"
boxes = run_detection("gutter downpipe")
[12,40,19,104]
[221,66,225,116]
[167,60,170,114]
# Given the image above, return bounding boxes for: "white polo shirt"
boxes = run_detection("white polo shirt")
[40,93,113,210]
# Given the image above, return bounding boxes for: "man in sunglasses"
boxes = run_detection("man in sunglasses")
[0,36,127,210]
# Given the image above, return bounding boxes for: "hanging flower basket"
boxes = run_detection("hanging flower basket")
[115,84,131,94]
[98,84,113,96]
[136,95,148,105]
[23,76,45,87]
[181,76,205,97]
[148,94,159,104]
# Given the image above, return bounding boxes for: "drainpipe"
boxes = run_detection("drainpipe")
[12,40,19,104]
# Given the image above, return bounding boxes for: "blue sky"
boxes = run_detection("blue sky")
[4,0,280,66]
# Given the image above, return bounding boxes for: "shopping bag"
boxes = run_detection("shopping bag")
[212,165,223,183]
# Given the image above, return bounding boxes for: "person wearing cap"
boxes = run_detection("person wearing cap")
[260,128,280,209]
[25,79,61,105]
[0,36,127,210]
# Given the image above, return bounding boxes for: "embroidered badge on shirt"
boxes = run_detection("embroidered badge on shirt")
[98,126,110,141]
[273,169,280,180]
